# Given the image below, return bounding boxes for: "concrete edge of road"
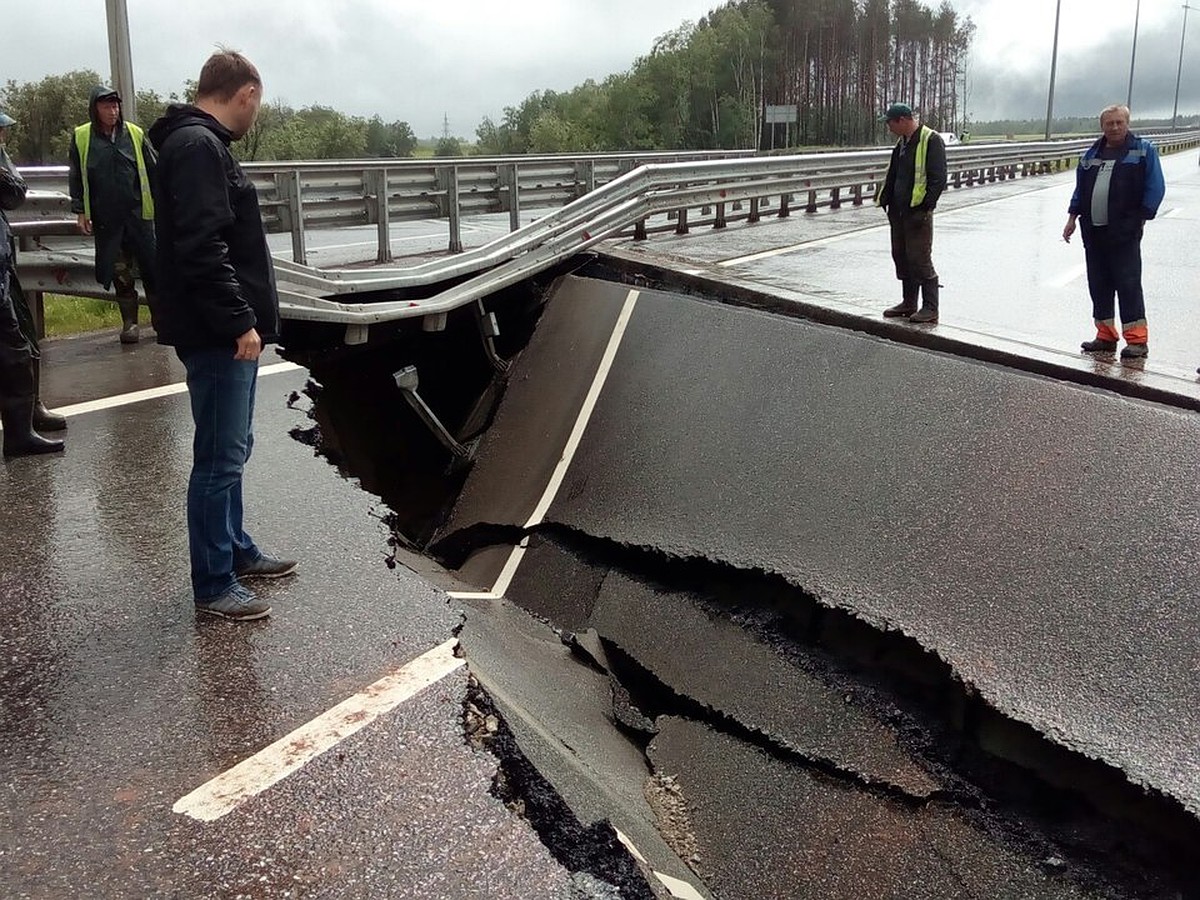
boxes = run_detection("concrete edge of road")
[590,248,1200,415]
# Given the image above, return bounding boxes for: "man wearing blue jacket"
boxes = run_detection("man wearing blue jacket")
[1063,105,1164,360]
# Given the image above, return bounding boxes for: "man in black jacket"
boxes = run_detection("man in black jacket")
[150,50,294,620]
[876,103,948,324]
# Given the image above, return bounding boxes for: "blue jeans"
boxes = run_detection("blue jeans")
[178,347,263,600]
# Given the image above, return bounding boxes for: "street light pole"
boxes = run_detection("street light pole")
[1173,3,1196,130]
[105,0,137,124]
[1128,0,1141,109]
[1045,0,1062,141]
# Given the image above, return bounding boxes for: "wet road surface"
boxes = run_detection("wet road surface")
[7,144,1200,898]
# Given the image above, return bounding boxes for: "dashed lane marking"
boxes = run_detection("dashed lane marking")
[43,362,302,419]
[173,638,463,822]
[1046,264,1087,288]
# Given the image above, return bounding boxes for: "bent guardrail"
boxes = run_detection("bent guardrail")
[12,132,1200,346]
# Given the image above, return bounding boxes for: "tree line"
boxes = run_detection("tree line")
[3,0,974,164]
[475,0,974,153]
[0,69,428,164]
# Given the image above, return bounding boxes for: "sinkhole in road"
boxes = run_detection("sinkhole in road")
[282,269,1199,899]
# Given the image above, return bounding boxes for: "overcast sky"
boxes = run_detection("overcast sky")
[6,0,1200,134]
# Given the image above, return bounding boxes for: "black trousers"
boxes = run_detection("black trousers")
[889,210,937,282]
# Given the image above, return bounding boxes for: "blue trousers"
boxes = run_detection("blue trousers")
[178,347,262,600]
[1081,222,1147,344]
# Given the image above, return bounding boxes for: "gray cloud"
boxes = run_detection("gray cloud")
[968,17,1200,123]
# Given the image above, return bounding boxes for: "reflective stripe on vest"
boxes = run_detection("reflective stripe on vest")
[875,125,933,207]
[74,121,154,221]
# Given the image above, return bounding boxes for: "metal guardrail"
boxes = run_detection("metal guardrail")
[12,133,1200,345]
[17,149,755,263]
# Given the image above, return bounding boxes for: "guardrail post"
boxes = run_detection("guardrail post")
[438,165,463,253]
[714,201,727,229]
[675,206,690,235]
[852,184,863,205]
[634,218,648,241]
[371,168,393,264]
[279,170,307,265]
[749,197,761,223]
[829,187,842,210]
[575,161,595,199]
[500,163,521,232]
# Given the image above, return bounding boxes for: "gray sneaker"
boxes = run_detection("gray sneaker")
[236,554,298,580]
[195,583,271,620]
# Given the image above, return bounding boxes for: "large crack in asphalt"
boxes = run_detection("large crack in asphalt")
[281,275,1200,898]
[462,674,660,900]
[436,523,1200,900]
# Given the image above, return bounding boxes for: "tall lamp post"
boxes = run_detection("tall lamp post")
[1128,0,1141,108]
[1173,3,1196,130]
[105,0,137,124]
[1045,0,1062,141]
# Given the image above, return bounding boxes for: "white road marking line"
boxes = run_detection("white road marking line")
[524,290,640,529]
[43,362,301,419]
[445,290,640,602]
[717,227,878,267]
[1046,264,1087,288]
[173,638,464,822]
[614,829,707,899]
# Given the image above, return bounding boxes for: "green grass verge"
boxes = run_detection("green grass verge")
[42,294,151,339]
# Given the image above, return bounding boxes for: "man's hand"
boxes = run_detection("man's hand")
[76,214,92,235]
[234,327,262,361]
[1062,215,1077,243]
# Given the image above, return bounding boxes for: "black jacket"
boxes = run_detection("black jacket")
[148,105,279,349]
[0,146,27,274]
[878,125,947,214]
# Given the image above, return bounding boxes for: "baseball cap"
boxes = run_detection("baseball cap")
[880,102,914,121]
[98,89,122,102]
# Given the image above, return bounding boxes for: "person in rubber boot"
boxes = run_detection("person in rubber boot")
[68,85,158,345]
[1062,104,1164,361]
[875,102,947,325]
[0,112,63,458]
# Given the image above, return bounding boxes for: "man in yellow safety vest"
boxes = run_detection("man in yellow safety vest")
[875,102,948,324]
[68,85,157,344]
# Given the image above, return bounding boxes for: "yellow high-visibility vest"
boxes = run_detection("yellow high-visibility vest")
[876,125,934,207]
[74,121,154,220]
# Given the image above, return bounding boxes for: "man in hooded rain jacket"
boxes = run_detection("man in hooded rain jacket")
[68,85,157,344]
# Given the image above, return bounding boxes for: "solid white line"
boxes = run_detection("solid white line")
[614,829,706,899]
[173,638,464,822]
[1046,264,1087,289]
[717,227,879,267]
[45,361,302,419]
[523,290,640,529]
[490,537,530,598]
[446,290,640,600]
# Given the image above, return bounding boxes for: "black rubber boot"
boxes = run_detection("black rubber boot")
[31,356,66,432]
[117,296,140,344]
[883,280,920,318]
[910,279,939,324]
[1,360,65,458]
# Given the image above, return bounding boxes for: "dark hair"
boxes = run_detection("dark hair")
[196,49,261,102]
